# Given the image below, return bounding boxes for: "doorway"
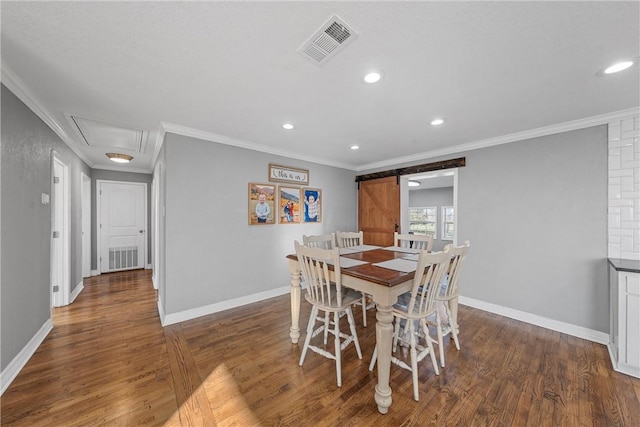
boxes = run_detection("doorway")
[400,169,459,247]
[97,180,147,273]
[51,153,70,307]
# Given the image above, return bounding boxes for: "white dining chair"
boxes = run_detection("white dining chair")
[394,232,434,252]
[295,241,362,387]
[334,230,374,327]
[368,249,451,401]
[302,233,336,250]
[429,241,470,367]
[335,230,364,248]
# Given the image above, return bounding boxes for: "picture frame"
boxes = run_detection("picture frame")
[302,187,322,223]
[248,183,276,225]
[268,164,309,186]
[278,186,302,224]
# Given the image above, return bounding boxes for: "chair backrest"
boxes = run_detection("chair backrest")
[440,241,470,300]
[394,232,434,252]
[335,231,363,248]
[407,250,452,316]
[303,233,336,250]
[294,241,344,307]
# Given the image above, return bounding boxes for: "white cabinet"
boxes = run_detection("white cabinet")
[608,259,640,378]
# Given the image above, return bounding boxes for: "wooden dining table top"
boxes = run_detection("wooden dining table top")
[286,248,416,287]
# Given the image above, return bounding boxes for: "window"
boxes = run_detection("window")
[409,207,436,238]
[442,206,455,240]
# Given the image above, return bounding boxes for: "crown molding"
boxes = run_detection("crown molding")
[161,122,355,170]
[1,64,94,167]
[355,107,640,172]
[151,125,166,166]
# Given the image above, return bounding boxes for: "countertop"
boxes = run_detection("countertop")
[608,258,640,273]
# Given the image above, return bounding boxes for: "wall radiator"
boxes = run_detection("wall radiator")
[109,246,138,270]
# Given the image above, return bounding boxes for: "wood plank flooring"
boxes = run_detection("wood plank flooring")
[2,269,639,426]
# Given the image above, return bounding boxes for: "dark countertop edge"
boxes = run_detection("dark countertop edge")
[608,258,640,273]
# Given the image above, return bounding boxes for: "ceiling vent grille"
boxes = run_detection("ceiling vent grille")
[298,15,358,65]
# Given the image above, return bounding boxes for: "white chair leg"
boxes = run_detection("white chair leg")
[368,345,377,371]
[299,306,318,365]
[446,303,461,350]
[334,311,342,387]
[345,307,362,359]
[436,311,445,367]
[392,317,401,352]
[408,321,420,401]
[323,311,330,344]
[361,294,367,327]
[421,319,439,376]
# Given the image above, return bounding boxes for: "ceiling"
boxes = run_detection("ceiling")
[2,2,638,174]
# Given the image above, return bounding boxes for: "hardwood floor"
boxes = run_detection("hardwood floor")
[2,269,639,426]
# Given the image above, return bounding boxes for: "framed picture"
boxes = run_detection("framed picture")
[248,183,276,225]
[268,164,309,186]
[302,187,322,223]
[278,186,301,224]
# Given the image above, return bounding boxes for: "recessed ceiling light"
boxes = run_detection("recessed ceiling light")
[408,180,421,187]
[350,145,360,150]
[282,123,294,130]
[604,61,634,74]
[430,118,445,126]
[106,153,133,163]
[364,72,382,83]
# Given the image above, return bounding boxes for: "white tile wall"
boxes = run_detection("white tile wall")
[608,114,640,260]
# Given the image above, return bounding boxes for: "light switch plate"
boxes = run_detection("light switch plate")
[41,193,50,204]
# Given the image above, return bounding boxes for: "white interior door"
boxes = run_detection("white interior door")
[52,155,70,307]
[98,181,146,273]
[81,173,91,278]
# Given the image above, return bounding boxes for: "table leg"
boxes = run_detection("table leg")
[288,261,302,344]
[374,304,394,414]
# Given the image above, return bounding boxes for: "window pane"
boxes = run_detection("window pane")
[409,207,436,238]
[409,223,426,235]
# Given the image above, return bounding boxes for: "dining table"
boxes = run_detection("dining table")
[286,245,460,414]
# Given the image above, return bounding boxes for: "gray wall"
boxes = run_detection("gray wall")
[363,126,608,332]
[160,133,357,316]
[1,84,90,370]
[409,186,454,252]
[91,169,152,270]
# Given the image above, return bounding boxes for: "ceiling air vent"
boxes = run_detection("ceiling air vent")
[298,15,358,65]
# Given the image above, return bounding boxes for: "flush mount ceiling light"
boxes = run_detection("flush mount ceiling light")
[282,123,294,130]
[364,71,382,83]
[106,153,133,163]
[604,60,634,74]
[350,145,360,150]
[430,118,446,126]
[408,180,421,187]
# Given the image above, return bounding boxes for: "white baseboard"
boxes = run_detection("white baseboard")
[146,264,152,270]
[157,297,166,326]
[70,281,84,303]
[160,286,291,326]
[459,295,609,345]
[151,274,158,290]
[0,318,53,395]
[91,270,99,276]
[607,343,640,378]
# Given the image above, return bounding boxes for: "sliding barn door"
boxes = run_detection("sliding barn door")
[358,176,399,246]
